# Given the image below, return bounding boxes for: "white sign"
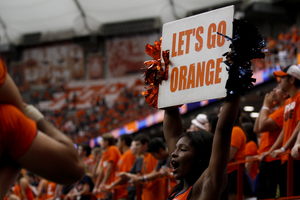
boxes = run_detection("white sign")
[158,5,234,108]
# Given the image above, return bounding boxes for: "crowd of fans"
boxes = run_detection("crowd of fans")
[19,25,300,144]
[24,79,156,143]
[5,133,175,200]
[5,79,300,200]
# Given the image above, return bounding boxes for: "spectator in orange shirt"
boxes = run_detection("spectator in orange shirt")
[225,108,254,199]
[45,182,56,200]
[105,134,136,200]
[268,65,300,197]
[118,133,164,200]
[243,122,258,181]
[124,134,164,200]
[254,84,288,199]
[127,137,176,197]
[93,133,121,200]
[13,174,35,200]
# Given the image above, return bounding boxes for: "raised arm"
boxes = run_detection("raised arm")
[253,91,279,133]
[195,95,241,200]
[163,107,183,158]
[208,96,241,175]
[199,19,264,196]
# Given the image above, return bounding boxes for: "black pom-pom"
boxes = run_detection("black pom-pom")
[230,19,266,62]
[218,19,266,96]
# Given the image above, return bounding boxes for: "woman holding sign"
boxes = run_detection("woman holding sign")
[164,89,240,200]
[143,19,265,200]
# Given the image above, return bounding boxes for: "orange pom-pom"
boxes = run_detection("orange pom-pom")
[142,37,174,109]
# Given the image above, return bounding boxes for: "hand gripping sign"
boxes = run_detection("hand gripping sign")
[157,6,234,108]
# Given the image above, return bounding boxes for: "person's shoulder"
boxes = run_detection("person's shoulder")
[107,145,121,158]
[274,105,285,114]
[122,149,134,157]
[296,90,300,98]
[0,104,27,126]
[246,141,257,148]
[232,126,244,134]
[269,105,284,120]
[144,152,156,160]
[108,145,120,153]
[292,91,300,102]
[81,174,93,182]
[0,104,19,112]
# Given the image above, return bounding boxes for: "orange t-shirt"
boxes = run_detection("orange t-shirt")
[46,182,56,199]
[227,126,247,173]
[245,141,258,180]
[12,184,22,199]
[83,156,95,174]
[257,105,284,162]
[100,145,121,185]
[141,153,166,200]
[0,104,37,159]
[114,149,136,199]
[13,184,35,200]
[282,91,300,162]
[24,187,34,200]
[0,59,7,87]
[169,186,193,200]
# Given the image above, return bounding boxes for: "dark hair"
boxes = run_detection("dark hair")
[207,113,218,134]
[79,143,91,156]
[102,133,116,146]
[25,171,36,179]
[242,122,257,145]
[179,131,214,173]
[240,112,254,124]
[170,130,214,196]
[288,75,300,87]
[234,107,242,127]
[133,133,150,145]
[120,134,133,147]
[147,137,165,153]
